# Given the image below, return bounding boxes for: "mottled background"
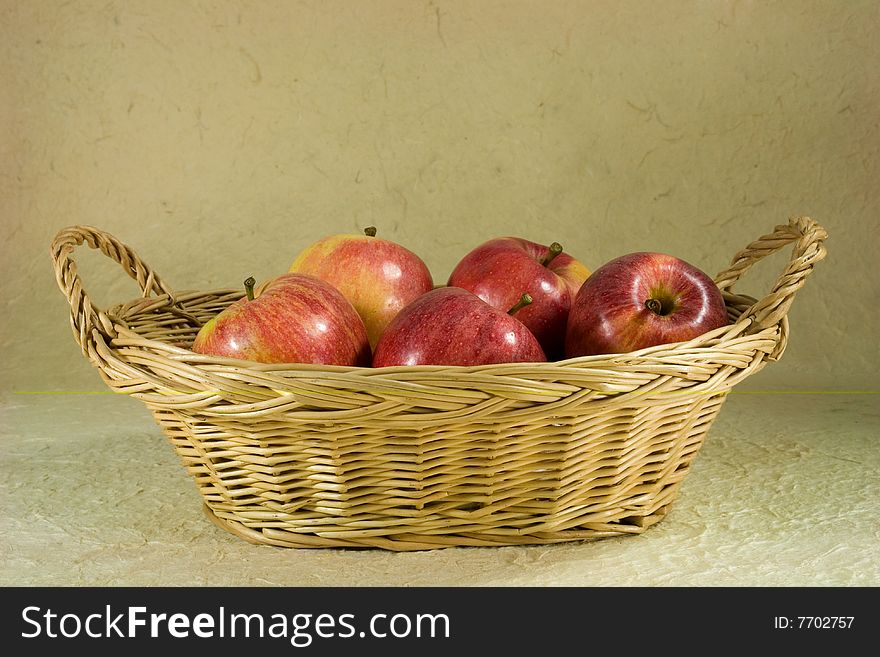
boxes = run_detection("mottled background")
[2,0,879,591]
[2,0,878,392]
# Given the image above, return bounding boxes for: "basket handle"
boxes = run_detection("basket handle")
[714,215,828,335]
[50,225,190,350]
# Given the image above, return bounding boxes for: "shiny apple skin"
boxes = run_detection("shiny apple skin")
[447,237,590,359]
[192,273,371,366]
[564,252,729,357]
[289,232,434,349]
[372,287,547,367]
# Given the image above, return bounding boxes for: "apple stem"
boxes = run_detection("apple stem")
[244,276,256,302]
[540,242,564,267]
[645,298,672,316]
[364,226,378,237]
[508,293,533,315]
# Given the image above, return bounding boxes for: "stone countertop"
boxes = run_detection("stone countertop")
[1,391,877,587]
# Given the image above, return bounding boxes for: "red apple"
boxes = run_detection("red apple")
[289,226,434,349]
[447,237,590,359]
[372,287,547,367]
[192,273,371,366]
[565,252,729,357]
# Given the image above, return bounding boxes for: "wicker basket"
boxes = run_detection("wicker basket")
[50,216,827,551]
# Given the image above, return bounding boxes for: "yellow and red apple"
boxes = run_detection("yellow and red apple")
[192,273,370,366]
[289,227,434,349]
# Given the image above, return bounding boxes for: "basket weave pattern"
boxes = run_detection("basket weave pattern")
[51,217,827,550]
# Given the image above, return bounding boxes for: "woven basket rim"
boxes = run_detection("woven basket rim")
[52,215,829,390]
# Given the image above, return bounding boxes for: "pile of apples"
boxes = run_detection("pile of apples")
[192,228,730,367]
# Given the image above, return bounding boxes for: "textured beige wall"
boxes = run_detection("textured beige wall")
[2,0,878,393]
